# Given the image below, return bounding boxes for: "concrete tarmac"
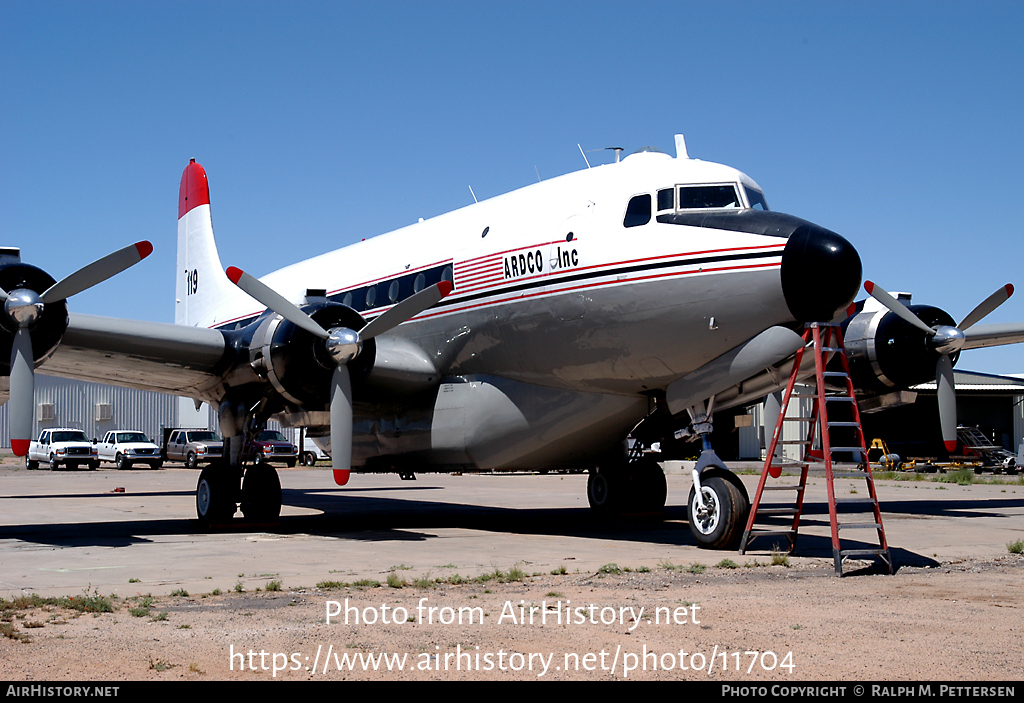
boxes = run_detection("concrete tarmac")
[1,460,1022,599]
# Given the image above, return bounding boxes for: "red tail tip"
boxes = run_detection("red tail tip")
[845,303,857,318]
[135,241,154,259]
[437,280,454,297]
[864,281,875,294]
[944,440,958,453]
[333,468,351,486]
[11,439,29,457]
[226,266,243,284]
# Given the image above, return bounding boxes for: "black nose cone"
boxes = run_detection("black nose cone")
[781,223,861,322]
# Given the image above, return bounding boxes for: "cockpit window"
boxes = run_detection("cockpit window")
[657,188,674,212]
[744,185,769,211]
[623,194,651,227]
[677,184,741,210]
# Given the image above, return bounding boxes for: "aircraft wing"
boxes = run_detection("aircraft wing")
[962,322,1024,350]
[38,313,229,397]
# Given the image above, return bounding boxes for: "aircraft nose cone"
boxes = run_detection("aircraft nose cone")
[780,223,861,322]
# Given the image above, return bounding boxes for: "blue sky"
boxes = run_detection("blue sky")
[1,1,1022,373]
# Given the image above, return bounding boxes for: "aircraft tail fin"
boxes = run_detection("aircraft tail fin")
[176,160,236,327]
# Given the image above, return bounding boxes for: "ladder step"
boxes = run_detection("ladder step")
[834,498,877,506]
[827,421,861,427]
[824,397,855,402]
[779,440,810,445]
[746,530,796,538]
[840,549,889,559]
[783,416,815,421]
[829,446,865,453]
[822,371,849,378]
[762,484,804,491]
[837,522,883,531]
[756,507,800,516]
[832,471,870,478]
[821,346,844,352]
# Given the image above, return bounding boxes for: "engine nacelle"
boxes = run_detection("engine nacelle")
[246,302,376,409]
[0,260,69,374]
[844,300,958,397]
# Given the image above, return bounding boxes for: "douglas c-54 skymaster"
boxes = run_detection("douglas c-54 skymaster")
[3,134,1023,549]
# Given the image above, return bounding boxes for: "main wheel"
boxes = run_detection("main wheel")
[631,457,667,513]
[196,465,237,524]
[115,453,131,470]
[240,462,282,522]
[687,476,747,549]
[587,470,622,512]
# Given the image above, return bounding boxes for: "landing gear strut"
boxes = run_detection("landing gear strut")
[588,441,667,515]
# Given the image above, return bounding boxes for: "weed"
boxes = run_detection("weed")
[317,580,348,590]
[150,611,168,622]
[688,563,706,574]
[1008,539,1024,555]
[715,559,738,569]
[792,624,804,630]
[437,563,457,569]
[234,582,244,593]
[265,580,282,592]
[170,588,188,597]
[597,563,622,575]
[211,588,222,596]
[352,579,380,589]
[128,578,140,584]
[389,564,413,571]
[148,656,175,671]
[636,565,650,573]
[658,559,677,571]
[550,564,567,575]
[0,622,30,642]
[189,662,205,674]
[771,550,791,567]
[412,574,435,589]
[933,468,975,486]
[178,624,191,629]
[386,573,407,588]
[505,565,526,582]
[546,592,564,598]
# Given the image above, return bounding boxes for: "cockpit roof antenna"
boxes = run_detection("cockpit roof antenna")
[577,143,591,169]
[468,185,478,204]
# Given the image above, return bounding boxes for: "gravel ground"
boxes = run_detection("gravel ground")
[2,554,1021,681]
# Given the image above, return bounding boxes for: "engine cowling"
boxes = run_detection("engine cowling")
[844,301,958,396]
[246,302,376,408]
[0,262,69,374]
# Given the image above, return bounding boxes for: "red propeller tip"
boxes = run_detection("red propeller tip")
[864,281,875,294]
[437,280,454,297]
[11,439,29,457]
[333,468,350,486]
[226,266,243,284]
[135,241,154,259]
[944,440,958,453]
[1006,284,1014,297]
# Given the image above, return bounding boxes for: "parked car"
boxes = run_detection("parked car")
[98,430,162,469]
[163,428,223,469]
[251,430,298,467]
[27,428,98,470]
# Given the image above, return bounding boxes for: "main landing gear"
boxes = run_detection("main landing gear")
[587,448,667,515]
[195,407,283,526]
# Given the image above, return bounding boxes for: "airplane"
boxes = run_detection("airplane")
[3,133,1024,550]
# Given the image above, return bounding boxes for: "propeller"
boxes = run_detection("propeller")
[1,242,153,455]
[225,266,452,485]
[864,280,1014,452]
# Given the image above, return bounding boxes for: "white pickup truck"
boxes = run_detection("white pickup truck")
[27,428,99,471]
[97,430,163,469]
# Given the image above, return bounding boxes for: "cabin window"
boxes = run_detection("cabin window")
[623,194,651,227]
[677,184,741,210]
[413,273,426,293]
[365,286,378,308]
[388,280,400,303]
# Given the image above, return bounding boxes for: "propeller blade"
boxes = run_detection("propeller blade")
[330,365,353,486]
[226,267,330,339]
[957,284,1014,331]
[9,328,35,456]
[359,281,453,340]
[936,354,957,453]
[40,241,153,304]
[864,281,936,336]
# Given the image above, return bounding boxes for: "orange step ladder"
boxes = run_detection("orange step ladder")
[739,322,893,576]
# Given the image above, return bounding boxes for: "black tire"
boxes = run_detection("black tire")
[151,461,163,470]
[587,470,622,512]
[632,458,667,513]
[240,462,282,522]
[115,453,131,470]
[49,454,59,471]
[302,452,316,467]
[26,456,38,470]
[687,476,748,549]
[185,452,198,470]
[196,465,237,524]
[88,462,98,471]
[285,459,296,468]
